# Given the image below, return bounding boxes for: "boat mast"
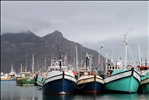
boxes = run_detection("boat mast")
[26,54,28,71]
[64,55,67,66]
[45,57,46,70]
[75,45,79,71]
[86,52,89,70]
[89,53,93,71]
[80,46,83,67]
[32,53,34,73]
[11,64,14,72]
[105,52,108,75]
[99,41,104,70]
[128,45,136,67]
[138,44,141,66]
[37,57,39,72]
[148,37,149,65]
[59,49,62,71]
[124,33,128,68]
[20,63,23,72]
[111,50,113,64]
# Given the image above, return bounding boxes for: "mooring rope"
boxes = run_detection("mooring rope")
[72,79,87,89]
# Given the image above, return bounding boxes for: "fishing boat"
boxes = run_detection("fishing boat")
[141,71,149,93]
[104,33,140,93]
[76,72,104,94]
[138,61,149,93]
[104,68,140,93]
[0,65,17,81]
[76,52,104,94]
[36,72,46,89]
[35,57,47,89]
[16,53,35,86]
[1,73,16,81]
[43,50,76,94]
[16,71,35,86]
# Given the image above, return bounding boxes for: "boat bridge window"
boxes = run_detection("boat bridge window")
[50,68,54,71]
[49,68,61,71]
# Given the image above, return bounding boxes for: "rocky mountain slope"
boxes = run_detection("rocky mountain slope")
[1,30,100,73]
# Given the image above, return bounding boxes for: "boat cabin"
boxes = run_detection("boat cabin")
[48,59,67,72]
[107,61,123,76]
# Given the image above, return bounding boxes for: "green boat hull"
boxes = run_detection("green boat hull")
[16,78,35,86]
[105,76,139,93]
[104,68,140,93]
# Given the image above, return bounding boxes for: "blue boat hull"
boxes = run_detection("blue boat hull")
[43,79,76,94]
[77,82,103,94]
[76,74,104,94]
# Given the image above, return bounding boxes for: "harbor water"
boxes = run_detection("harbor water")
[1,81,149,100]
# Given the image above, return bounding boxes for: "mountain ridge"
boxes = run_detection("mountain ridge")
[1,30,100,73]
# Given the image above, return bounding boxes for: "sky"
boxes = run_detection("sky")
[1,1,149,65]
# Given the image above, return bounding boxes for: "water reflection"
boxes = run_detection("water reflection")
[43,94,75,100]
[1,81,43,100]
[73,94,104,100]
[70,93,140,100]
[139,93,149,100]
[102,93,139,100]
[1,81,149,100]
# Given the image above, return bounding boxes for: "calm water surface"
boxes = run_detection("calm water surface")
[1,81,149,100]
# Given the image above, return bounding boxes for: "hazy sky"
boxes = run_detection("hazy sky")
[1,1,149,64]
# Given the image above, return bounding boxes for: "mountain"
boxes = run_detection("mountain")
[1,30,100,73]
